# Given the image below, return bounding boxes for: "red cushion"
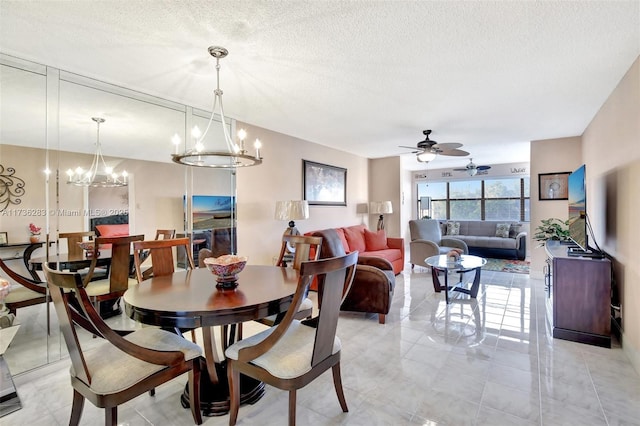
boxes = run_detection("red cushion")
[343,225,366,253]
[335,228,351,253]
[96,224,129,237]
[364,229,388,251]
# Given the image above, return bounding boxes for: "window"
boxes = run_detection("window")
[417,177,530,221]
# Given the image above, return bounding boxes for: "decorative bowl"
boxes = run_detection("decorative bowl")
[203,255,247,287]
[77,241,99,257]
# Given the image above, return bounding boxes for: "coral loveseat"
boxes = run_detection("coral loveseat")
[306,224,404,275]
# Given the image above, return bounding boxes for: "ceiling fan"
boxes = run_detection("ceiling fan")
[454,158,491,176]
[399,130,470,163]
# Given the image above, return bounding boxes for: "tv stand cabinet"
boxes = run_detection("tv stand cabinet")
[545,240,611,348]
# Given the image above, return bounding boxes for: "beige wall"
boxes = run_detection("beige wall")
[235,122,370,266]
[529,136,582,279]
[582,56,640,372]
[368,156,402,238]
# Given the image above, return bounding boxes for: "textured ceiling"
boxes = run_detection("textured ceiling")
[1,1,639,170]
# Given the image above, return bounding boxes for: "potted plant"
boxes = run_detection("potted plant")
[533,218,570,247]
[28,223,41,243]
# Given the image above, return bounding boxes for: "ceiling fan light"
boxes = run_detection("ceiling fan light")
[417,151,436,162]
[467,167,478,176]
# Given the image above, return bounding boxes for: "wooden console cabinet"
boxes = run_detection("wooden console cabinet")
[545,241,611,347]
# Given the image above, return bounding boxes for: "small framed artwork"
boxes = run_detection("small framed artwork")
[0,232,7,245]
[538,172,570,200]
[303,160,347,206]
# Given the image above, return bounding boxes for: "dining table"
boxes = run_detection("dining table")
[123,264,299,416]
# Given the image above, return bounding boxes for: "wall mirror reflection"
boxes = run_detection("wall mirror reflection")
[1,53,238,375]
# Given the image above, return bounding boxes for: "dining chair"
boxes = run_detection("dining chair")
[225,251,358,426]
[82,235,144,317]
[42,263,203,426]
[262,234,323,325]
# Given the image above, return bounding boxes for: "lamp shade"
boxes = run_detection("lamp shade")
[275,200,309,221]
[369,201,393,215]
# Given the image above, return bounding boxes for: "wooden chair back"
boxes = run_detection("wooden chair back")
[154,229,176,240]
[59,231,95,258]
[133,237,194,282]
[85,235,144,293]
[275,235,323,270]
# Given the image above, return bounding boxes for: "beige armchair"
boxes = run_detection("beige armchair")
[409,219,468,269]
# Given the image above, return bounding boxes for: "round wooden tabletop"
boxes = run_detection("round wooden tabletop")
[123,265,299,329]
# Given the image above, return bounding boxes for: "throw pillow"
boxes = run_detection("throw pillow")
[509,223,522,238]
[364,229,388,251]
[343,225,366,253]
[446,221,460,236]
[495,223,510,238]
[95,224,129,237]
[335,228,350,253]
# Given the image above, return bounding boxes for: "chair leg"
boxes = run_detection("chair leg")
[331,362,349,412]
[227,360,240,426]
[149,388,155,396]
[288,389,297,426]
[378,313,386,324]
[189,360,203,425]
[105,406,117,426]
[70,389,85,426]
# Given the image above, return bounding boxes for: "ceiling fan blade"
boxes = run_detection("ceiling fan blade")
[398,145,419,150]
[432,142,463,150]
[439,149,470,157]
[477,165,491,170]
[452,168,468,171]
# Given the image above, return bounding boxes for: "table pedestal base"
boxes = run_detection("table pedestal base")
[181,357,265,417]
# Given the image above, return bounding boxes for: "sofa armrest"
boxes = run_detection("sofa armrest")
[386,237,404,250]
[515,232,527,249]
[357,255,393,271]
[441,237,469,254]
[409,239,439,268]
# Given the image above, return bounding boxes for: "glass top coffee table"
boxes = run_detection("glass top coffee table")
[425,255,487,303]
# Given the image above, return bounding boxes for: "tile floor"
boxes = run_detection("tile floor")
[3,265,640,425]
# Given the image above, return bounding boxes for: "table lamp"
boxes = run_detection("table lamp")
[275,200,309,236]
[369,201,393,231]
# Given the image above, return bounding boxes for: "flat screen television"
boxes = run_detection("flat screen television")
[567,164,587,251]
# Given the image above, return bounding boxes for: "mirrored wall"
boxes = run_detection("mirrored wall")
[0,53,237,374]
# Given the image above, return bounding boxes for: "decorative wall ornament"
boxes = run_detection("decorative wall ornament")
[0,164,26,212]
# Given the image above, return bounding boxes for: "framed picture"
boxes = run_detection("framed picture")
[539,172,570,200]
[0,232,7,245]
[303,160,347,206]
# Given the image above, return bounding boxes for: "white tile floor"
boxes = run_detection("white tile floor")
[3,265,640,425]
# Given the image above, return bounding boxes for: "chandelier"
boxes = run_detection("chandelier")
[171,46,263,168]
[66,117,128,187]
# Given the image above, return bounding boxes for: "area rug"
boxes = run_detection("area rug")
[482,258,530,275]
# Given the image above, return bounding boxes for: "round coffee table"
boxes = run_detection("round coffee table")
[425,255,486,303]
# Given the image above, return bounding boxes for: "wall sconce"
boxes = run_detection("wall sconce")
[369,201,393,231]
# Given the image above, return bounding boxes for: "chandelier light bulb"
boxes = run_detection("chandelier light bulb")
[105,166,113,175]
[191,125,202,140]
[237,128,247,141]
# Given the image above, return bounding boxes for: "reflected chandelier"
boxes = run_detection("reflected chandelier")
[66,117,128,187]
[171,46,263,168]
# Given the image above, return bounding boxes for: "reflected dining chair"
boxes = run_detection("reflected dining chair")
[132,237,194,283]
[0,257,50,332]
[59,231,108,280]
[43,263,203,426]
[82,235,144,317]
[225,251,358,426]
[133,238,197,341]
[154,229,176,240]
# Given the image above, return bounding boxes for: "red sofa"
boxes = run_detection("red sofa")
[305,224,404,274]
